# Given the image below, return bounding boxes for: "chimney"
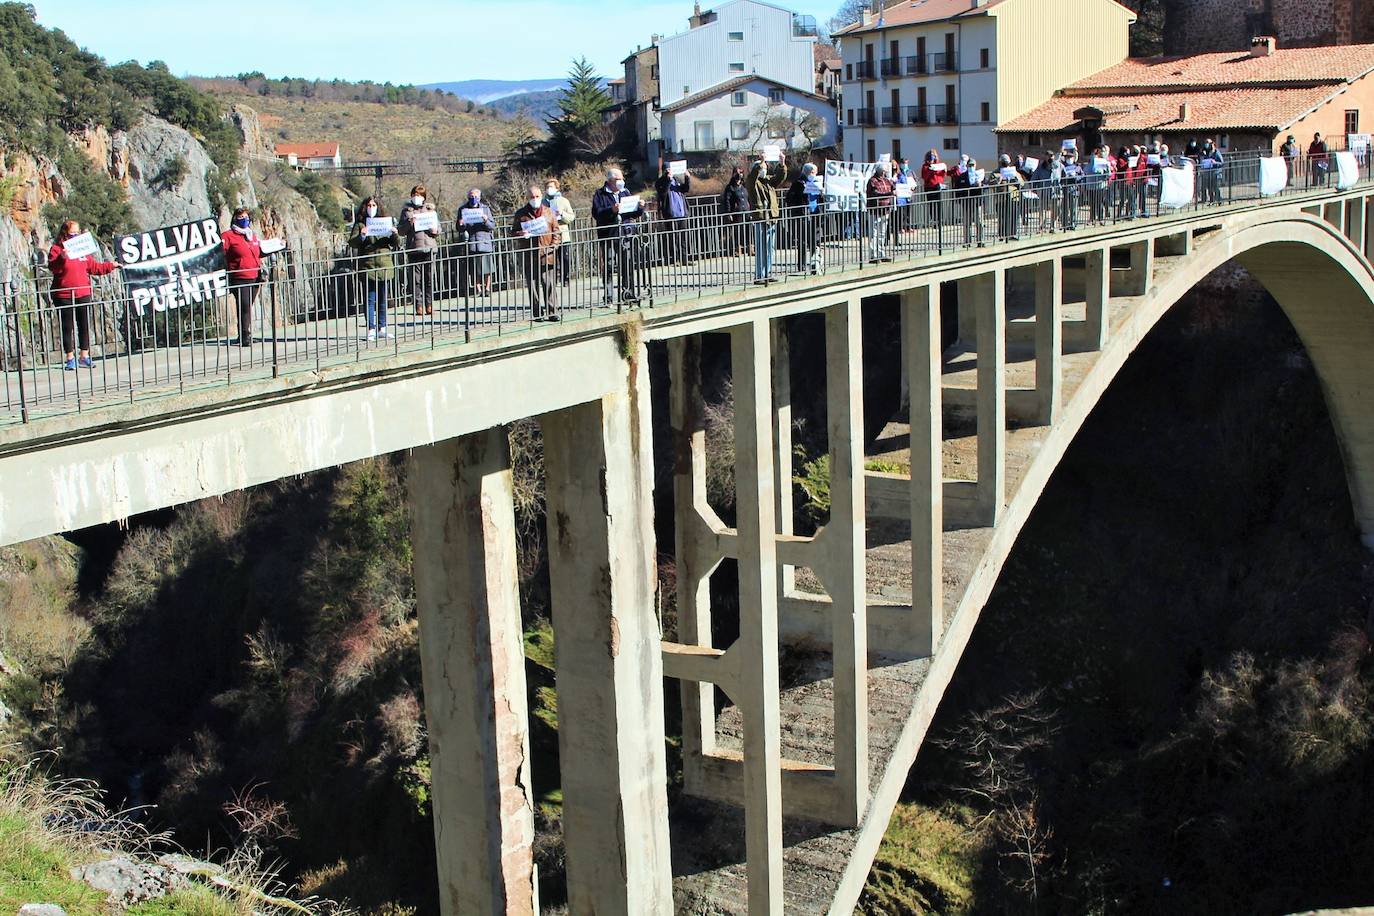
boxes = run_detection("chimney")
[861,7,873,25]
[971,0,987,7]
[1250,36,1276,57]
[1179,102,1191,122]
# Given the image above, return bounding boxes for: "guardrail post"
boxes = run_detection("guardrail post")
[10,308,27,424]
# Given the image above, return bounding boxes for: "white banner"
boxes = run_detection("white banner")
[520,216,550,237]
[1159,162,1195,210]
[259,238,286,255]
[411,211,440,233]
[668,159,688,177]
[365,217,395,237]
[1334,150,1360,190]
[62,232,99,259]
[460,208,489,225]
[824,159,876,212]
[762,144,782,162]
[1259,157,1288,197]
[617,195,642,215]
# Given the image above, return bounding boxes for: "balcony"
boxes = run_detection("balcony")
[879,57,901,78]
[792,13,818,37]
[880,106,902,125]
[905,55,928,76]
[905,104,959,125]
[854,60,876,80]
[855,107,876,126]
[931,52,960,73]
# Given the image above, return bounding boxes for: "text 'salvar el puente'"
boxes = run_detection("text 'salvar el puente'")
[2,180,1374,914]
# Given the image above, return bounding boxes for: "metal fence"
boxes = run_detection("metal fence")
[2,149,1370,423]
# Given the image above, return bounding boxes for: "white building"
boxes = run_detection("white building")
[274,142,343,170]
[834,0,1136,165]
[622,0,837,165]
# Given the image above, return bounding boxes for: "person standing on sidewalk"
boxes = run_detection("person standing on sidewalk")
[399,184,439,317]
[745,155,787,285]
[47,219,119,370]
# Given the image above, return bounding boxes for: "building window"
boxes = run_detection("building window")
[1025,133,1041,147]
[729,62,746,73]
[683,85,691,96]
[768,87,785,104]
[728,30,744,40]
[943,137,959,150]
[847,108,854,126]
[892,139,902,161]
[1346,110,1360,134]
[651,65,659,79]
[731,119,750,140]
[767,121,788,139]
[732,91,747,106]
[867,139,876,162]
[980,48,990,68]
[980,101,990,122]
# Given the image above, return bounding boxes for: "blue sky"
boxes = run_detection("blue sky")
[34,0,839,84]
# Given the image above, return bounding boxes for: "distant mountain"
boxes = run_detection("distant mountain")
[485,89,564,124]
[422,79,567,104]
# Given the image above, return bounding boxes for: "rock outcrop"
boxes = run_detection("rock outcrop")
[123,115,217,229]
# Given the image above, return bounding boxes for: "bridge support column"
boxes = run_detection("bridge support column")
[956,276,979,346]
[974,270,1006,525]
[905,285,943,655]
[772,319,796,598]
[732,317,785,913]
[540,377,673,915]
[1364,194,1374,261]
[1034,258,1062,426]
[1121,239,1153,297]
[1348,196,1366,253]
[409,429,537,916]
[1084,247,1110,350]
[1156,230,1191,257]
[1324,200,1343,229]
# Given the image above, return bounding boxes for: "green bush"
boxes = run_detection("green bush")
[43,147,132,240]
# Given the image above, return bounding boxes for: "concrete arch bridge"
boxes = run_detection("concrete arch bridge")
[0,182,1371,914]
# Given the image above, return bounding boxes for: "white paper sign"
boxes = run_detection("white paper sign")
[1024,157,1040,173]
[259,238,286,255]
[930,161,946,172]
[617,195,642,215]
[668,159,688,177]
[878,153,892,163]
[411,211,440,233]
[762,145,782,163]
[1259,156,1288,197]
[366,217,395,237]
[460,208,489,225]
[825,174,858,211]
[521,216,550,237]
[1159,161,1195,209]
[1128,155,1140,168]
[970,169,985,184]
[895,183,912,199]
[1334,150,1360,190]
[62,232,98,259]
[1147,154,1161,166]
[1061,138,1078,151]
[1093,157,1109,170]
[999,167,1018,180]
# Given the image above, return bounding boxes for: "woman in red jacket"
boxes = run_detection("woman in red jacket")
[223,207,265,347]
[48,219,119,370]
[920,149,948,227]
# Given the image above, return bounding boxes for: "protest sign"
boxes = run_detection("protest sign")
[1147,154,1161,166]
[970,168,985,184]
[521,216,550,237]
[999,166,1018,180]
[1350,134,1371,163]
[62,232,99,259]
[1024,157,1039,173]
[366,217,395,237]
[824,160,875,212]
[461,208,489,225]
[116,217,227,317]
[1061,138,1078,152]
[762,145,782,162]
[617,195,642,215]
[1334,150,1360,190]
[1259,156,1288,197]
[1159,162,1195,209]
[895,183,912,199]
[930,161,946,172]
[259,238,286,255]
[1128,155,1140,168]
[668,159,688,177]
[411,211,440,233]
[878,153,891,164]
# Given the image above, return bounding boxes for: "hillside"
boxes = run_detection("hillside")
[421,78,567,105]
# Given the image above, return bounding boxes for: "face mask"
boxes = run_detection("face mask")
[530,196,542,207]
[470,193,481,203]
[411,195,425,207]
[366,206,378,218]
[234,217,250,229]
[546,187,559,197]
[615,180,626,191]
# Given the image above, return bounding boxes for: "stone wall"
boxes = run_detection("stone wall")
[1167,0,1366,54]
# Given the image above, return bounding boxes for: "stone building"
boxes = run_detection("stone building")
[1169,0,1374,55]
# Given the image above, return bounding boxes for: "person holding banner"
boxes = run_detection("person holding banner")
[348,197,399,342]
[953,158,986,246]
[1114,146,1137,220]
[865,161,897,262]
[1281,135,1300,185]
[784,162,825,274]
[989,155,1024,241]
[222,207,267,347]
[746,156,788,284]
[654,161,693,265]
[592,168,636,303]
[1199,139,1225,205]
[512,185,561,321]
[456,189,496,298]
[399,184,440,318]
[47,219,119,370]
[920,150,948,228]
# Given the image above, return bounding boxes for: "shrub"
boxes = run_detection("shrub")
[44,147,132,240]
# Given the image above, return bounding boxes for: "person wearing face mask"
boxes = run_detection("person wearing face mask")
[513,185,561,321]
[47,219,119,370]
[542,178,576,286]
[1199,138,1225,205]
[865,161,896,263]
[720,166,750,256]
[591,168,636,304]
[399,184,439,318]
[654,161,692,265]
[222,207,268,347]
[745,154,787,284]
[783,161,824,274]
[349,196,399,342]
[456,188,495,298]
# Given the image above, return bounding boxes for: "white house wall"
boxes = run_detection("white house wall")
[658,0,815,107]
[662,80,836,154]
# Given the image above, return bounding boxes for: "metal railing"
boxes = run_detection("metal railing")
[906,104,958,125]
[931,52,959,73]
[855,108,877,126]
[854,60,876,81]
[3,150,1370,425]
[880,106,902,126]
[905,55,928,76]
[879,58,901,78]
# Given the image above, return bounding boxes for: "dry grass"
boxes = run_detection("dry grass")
[0,539,87,672]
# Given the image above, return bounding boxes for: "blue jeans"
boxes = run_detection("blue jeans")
[366,278,388,329]
[754,222,776,280]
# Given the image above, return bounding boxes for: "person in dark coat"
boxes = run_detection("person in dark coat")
[511,185,561,321]
[48,219,119,370]
[720,166,750,255]
[654,162,692,264]
[456,188,495,298]
[398,184,440,317]
[783,162,824,273]
[348,197,399,341]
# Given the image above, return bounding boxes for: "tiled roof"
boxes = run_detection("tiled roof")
[1065,43,1374,92]
[834,0,1009,35]
[274,142,339,159]
[661,75,826,113]
[995,85,1342,134]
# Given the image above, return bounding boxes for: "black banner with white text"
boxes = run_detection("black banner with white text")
[116,217,227,316]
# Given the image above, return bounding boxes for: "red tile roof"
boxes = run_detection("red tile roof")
[834,0,1010,36]
[274,142,340,159]
[1065,43,1374,92]
[996,85,1342,134]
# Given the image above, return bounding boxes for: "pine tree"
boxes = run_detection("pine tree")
[556,57,611,130]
